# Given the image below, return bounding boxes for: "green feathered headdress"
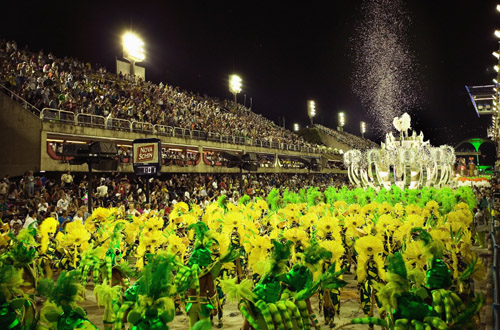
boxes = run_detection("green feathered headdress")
[0,262,25,304]
[138,251,177,301]
[238,194,251,205]
[306,187,322,206]
[283,189,300,205]
[6,228,38,266]
[187,222,217,268]
[266,188,280,212]
[38,270,83,307]
[267,239,293,276]
[219,277,256,303]
[303,240,332,267]
[217,195,228,211]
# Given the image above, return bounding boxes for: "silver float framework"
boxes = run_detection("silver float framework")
[343,113,456,190]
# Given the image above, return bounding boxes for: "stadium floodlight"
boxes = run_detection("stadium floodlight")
[229,74,242,103]
[495,30,500,38]
[360,121,366,138]
[494,78,498,84]
[495,65,500,72]
[338,112,345,131]
[494,51,500,59]
[307,100,316,125]
[122,32,145,79]
[122,32,145,63]
[294,123,300,132]
[497,4,500,12]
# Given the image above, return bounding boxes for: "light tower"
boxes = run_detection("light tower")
[229,75,242,104]
[307,100,316,126]
[122,32,145,79]
[360,121,366,138]
[338,112,345,131]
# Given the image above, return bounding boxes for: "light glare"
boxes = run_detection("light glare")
[122,32,145,62]
[229,75,242,94]
[308,100,316,117]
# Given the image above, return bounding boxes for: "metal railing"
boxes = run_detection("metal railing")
[40,108,75,124]
[76,113,106,128]
[0,83,41,116]
[106,117,132,131]
[36,108,337,154]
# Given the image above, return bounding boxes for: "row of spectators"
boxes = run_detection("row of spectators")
[315,124,379,150]
[0,171,349,232]
[1,40,315,150]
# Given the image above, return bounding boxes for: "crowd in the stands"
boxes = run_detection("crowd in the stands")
[0,39,314,148]
[315,124,379,150]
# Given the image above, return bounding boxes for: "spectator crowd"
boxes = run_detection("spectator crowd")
[1,39,315,149]
[315,124,379,150]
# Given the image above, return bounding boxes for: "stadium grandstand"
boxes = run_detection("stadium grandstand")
[315,124,379,150]
[0,39,374,177]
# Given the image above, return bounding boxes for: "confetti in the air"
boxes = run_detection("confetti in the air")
[351,0,422,135]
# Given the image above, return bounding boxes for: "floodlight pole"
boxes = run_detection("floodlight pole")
[129,59,136,78]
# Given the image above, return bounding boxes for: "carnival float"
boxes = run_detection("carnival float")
[344,113,456,190]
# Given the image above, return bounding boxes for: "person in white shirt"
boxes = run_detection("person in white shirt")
[142,203,152,215]
[97,183,108,198]
[72,210,84,223]
[23,210,38,229]
[126,203,141,217]
[0,179,8,196]
[37,198,49,214]
[57,194,69,211]
[61,171,73,189]
[10,216,22,229]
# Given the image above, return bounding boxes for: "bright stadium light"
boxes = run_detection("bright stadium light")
[495,30,500,38]
[229,74,242,104]
[338,112,345,131]
[495,65,500,72]
[494,51,500,59]
[122,32,145,63]
[294,123,300,132]
[307,100,316,125]
[360,121,366,138]
[497,4,500,12]
[121,31,145,79]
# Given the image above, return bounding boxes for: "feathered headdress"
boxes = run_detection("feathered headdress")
[266,188,280,212]
[187,222,217,268]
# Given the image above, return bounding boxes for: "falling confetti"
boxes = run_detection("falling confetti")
[351,0,422,135]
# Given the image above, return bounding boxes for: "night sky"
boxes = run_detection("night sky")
[1,0,498,147]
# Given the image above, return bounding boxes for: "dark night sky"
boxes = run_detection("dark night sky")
[1,0,498,146]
